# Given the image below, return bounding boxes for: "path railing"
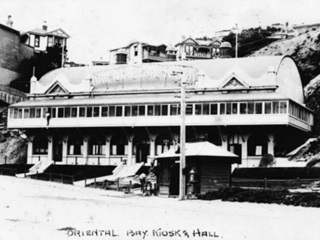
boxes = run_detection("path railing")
[231,178,320,189]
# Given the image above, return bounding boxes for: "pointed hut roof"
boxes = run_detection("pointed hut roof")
[156,141,238,159]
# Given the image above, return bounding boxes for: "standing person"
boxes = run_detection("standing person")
[139,173,146,194]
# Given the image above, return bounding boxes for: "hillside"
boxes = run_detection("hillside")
[251,28,320,87]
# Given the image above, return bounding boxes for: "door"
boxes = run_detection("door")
[136,143,149,163]
[53,139,63,162]
[169,163,179,195]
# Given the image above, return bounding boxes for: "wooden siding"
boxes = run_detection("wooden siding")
[199,159,231,194]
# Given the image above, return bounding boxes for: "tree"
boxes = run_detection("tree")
[10,44,67,93]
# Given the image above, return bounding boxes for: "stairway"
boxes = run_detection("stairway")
[16,158,53,178]
[74,162,144,186]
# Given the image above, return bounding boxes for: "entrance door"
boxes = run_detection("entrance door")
[169,164,179,195]
[136,143,149,163]
[53,139,63,162]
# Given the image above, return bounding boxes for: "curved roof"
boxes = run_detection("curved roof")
[39,56,287,85]
[220,41,232,48]
[36,55,303,102]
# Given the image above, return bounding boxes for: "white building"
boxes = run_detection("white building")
[26,21,70,53]
[7,56,313,169]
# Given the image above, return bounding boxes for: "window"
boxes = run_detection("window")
[71,107,77,117]
[161,105,168,115]
[54,37,63,46]
[33,135,48,154]
[210,104,218,115]
[102,106,108,117]
[42,108,48,118]
[232,103,238,114]
[170,104,180,115]
[273,102,279,114]
[65,107,71,118]
[186,104,193,115]
[155,105,161,116]
[79,107,86,117]
[93,107,100,117]
[203,104,209,115]
[116,106,122,116]
[24,108,30,118]
[58,108,64,118]
[147,105,154,116]
[134,45,138,56]
[280,102,287,114]
[240,103,248,114]
[86,107,92,117]
[111,133,127,155]
[17,109,23,118]
[124,106,131,116]
[138,105,145,116]
[132,105,138,116]
[89,135,105,155]
[68,135,83,155]
[109,106,115,117]
[226,103,232,115]
[265,102,272,114]
[34,35,40,47]
[195,104,202,115]
[47,36,53,47]
[30,108,35,118]
[248,102,254,114]
[255,102,262,114]
[51,108,56,118]
[35,108,41,118]
[220,103,226,115]
[13,108,18,118]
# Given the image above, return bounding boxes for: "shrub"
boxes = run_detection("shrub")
[199,188,320,207]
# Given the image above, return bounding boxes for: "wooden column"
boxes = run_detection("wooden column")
[83,135,90,165]
[47,136,53,161]
[62,136,69,164]
[268,134,275,156]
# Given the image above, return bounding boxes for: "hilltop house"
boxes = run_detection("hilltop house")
[175,37,222,61]
[109,40,172,65]
[26,21,70,54]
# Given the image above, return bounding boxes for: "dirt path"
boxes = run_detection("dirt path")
[0,176,319,240]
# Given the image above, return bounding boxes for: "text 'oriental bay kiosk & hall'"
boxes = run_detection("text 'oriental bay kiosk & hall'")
[8,55,313,170]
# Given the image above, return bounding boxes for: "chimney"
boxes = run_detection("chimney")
[6,15,13,28]
[42,21,48,31]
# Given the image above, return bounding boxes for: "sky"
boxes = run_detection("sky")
[1,0,320,64]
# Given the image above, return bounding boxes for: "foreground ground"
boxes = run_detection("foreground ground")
[0,176,320,240]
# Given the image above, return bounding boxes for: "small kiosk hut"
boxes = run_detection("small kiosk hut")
[155,141,240,197]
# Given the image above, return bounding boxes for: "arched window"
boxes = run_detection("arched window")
[111,132,128,155]
[89,134,106,155]
[33,135,48,154]
[133,133,150,163]
[248,134,268,156]
[155,134,173,155]
[68,134,83,155]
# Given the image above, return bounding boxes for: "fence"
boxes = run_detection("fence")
[0,167,17,176]
[28,172,74,185]
[85,177,134,193]
[0,166,74,185]
[231,178,320,189]
[0,155,27,165]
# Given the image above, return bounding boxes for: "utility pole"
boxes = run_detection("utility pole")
[179,73,186,201]
[61,39,65,68]
[235,23,238,59]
